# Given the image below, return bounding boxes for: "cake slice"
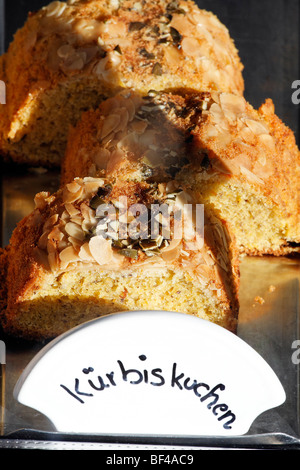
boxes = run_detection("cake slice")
[0,176,239,341]
[0,0,244,168]
[62,89,300,256]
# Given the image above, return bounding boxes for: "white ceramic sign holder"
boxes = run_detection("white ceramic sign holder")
[14,310,286,437]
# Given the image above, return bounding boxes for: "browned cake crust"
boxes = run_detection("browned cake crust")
[62,89,300,255]
[1,177,239,341]
[0,0,244,167]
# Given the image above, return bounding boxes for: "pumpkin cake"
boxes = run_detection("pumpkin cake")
[0,176,239,341]
[62,89,300,256]
[0,0,244,167]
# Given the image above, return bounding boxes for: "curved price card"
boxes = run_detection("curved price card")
[14,311,286,436]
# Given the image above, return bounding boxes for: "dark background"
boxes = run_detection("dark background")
[0,0,299,143]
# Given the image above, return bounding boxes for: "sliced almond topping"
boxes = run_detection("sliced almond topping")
[219,93,246,121]
[210,157,233,175]
[138,129,158,148]
[205,123,219,138]
[59,245,80,269]
[65,203,80,217]
[102,17,127,39]
[57,44,74,59]
[48,251,59,272]
[82,178,105,197]
[211,221,228,252]
[34,192,50,210]
[239,126,256,144]
[100,114,121,140]
[70,214,84,226]
[253,158,273,179]
[65,221,85,241]
[66,181,82,193]
[63,185,84,203]
[68,236,83,250]
[244,118,270,136]
[175,190,193,210]
[209,102,225,124]
[48,226,64,243]
[114,107,129,134]
[197,263,213,278]
[106,148,126,174]
[94,51,122,78]
[44,1,67,18]
[63,54,85,71]
[80,184,99,202]
[161,238,181,262]
[80,202,97,222]
[164,45,183,67]
[47,237,57,254]
[117,132,139,151]
[181,37,202,57]
[82,177,105,184]
[89,235,114,265]
[123,95,137,121]
[37,231,50,250]
[57,239,69,251]
[171,14,195,37]
[130,119,148,134]
[73,18,102,41]
[201,248,215,267]
[81,203,97,232]
[258,133,276,152]
[43,214,59,231]
[61,210,70,222]
[78,242,95,262]
[240,166,264,185]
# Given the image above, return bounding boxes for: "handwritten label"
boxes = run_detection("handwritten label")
[60,354,236,431]
[14,311,286,436]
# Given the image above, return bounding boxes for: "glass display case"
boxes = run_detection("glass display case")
[0,0,299,450]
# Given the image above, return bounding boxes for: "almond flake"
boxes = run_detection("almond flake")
[161,238,181,262]
[63,185,84,203]
[57,44,74,59]
[219,93,246,121]
[89,235,114,265]
[65,203,80,217]
[244,118,270,136]
[78,242,95,261]
[48,251,59,272]
[34,192,50,210]
[43,214,59,231]
[38,231,50,250]
[100,114,121,140]
[59,245,80,268]
[258,133,276,152]
[240,166,264,185]
[67,181,82,193]
[65,221,85,240]
[45,1,67,18]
